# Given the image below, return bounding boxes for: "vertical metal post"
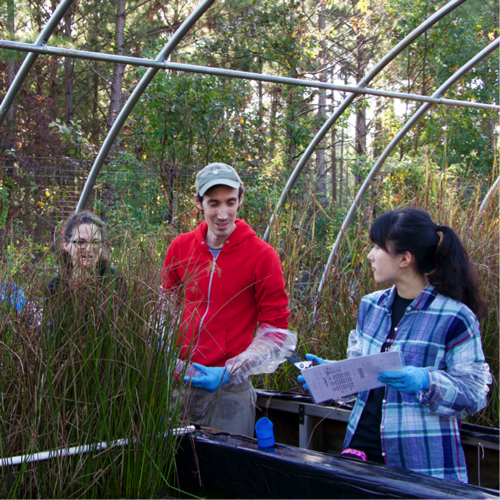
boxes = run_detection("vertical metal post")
[315,38,500,311]
[477,442,485,487]
[76,0,216,212]
[298,405,314,450]
[0,0,75,127]
[262,0,467,242]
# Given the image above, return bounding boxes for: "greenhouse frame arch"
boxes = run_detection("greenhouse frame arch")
[0,0,498,303]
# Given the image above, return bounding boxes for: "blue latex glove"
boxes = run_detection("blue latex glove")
[378,366,430,395]
[298,354,331,392]
[297,374,310,392]
[305,353,330,365]
[184,363,231,393]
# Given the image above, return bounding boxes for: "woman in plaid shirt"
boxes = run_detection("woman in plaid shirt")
[300,208,491,482]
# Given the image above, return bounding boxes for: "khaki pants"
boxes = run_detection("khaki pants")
[172,378,256,437]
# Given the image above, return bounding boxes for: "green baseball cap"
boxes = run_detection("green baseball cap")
[195,162,242,197]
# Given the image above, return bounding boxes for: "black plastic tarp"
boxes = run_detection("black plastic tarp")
[174,431,498,499]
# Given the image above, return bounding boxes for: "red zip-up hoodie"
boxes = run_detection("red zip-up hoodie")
[162,219,290,367]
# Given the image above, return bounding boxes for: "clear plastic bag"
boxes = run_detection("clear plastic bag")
[173,357,201,378]
[447,362,492,401]
[224,324,298,384]
[418,362,492,419]
[347,329,361,359]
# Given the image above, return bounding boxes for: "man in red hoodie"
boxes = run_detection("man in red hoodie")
[162,162,296,436]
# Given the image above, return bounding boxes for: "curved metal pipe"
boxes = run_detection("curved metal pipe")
[315,38,500,313]
[0,0,75,128]
[478,174,500,215]
[262,0,467,242]
[76,0,216,212]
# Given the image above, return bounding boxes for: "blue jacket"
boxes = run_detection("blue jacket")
[1,281,26,311]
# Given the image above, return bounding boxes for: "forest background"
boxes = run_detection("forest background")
[0,0,498,495]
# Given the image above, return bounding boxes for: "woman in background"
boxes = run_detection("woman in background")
[299,208,491,483]
[46,210,126,311]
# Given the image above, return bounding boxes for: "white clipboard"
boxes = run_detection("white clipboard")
[301,351,404,404]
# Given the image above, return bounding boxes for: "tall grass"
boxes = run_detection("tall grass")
[262,170,499,428]
[0,167,497,498]
[0,236,188,498]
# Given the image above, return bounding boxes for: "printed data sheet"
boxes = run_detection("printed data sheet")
[301,351,404,404]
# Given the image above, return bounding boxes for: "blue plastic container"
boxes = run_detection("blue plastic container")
[255,417,275,448]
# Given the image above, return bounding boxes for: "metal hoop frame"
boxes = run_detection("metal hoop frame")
[0,0,75,127]
[314,38,499,318]
[262,0,472,242]
[0,0,497,299]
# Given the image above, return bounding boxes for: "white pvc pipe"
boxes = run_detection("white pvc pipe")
[0,425,196,467]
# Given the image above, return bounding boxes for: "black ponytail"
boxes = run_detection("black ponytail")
[431,225,486,318]
[369,209,487,318]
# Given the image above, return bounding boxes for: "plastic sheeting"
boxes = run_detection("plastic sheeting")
[420,362,492,420]
[347,328,361,359]
[225,324,297,384]
[174,431,498,499]
[171,324,297,382]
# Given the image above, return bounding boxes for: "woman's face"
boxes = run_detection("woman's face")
[63,223,103,269]
[367,244,404,284]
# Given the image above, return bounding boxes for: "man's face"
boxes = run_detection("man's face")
[195,185,243,248]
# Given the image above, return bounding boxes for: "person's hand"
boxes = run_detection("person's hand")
[297,374,310,392]
[305,353,330,365]
[378,366,430,394]
[184,363,231,393]
[297,354,332,392]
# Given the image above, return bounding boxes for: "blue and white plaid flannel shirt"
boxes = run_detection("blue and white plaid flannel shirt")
[344,284,491,483]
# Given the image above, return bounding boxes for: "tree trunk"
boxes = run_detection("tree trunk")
[207,5,215,31]
[354,40,366,185]
[354,100,366,185]
[108,0,126,131]
[0,0,16,250]
[257,80,264,159]
[315,0,327,206]
[270,89,278,153]
[355,104,366,158]
[49,64,59,120]
[414,30,427,154]
[339,124,344,208]
[331,126,336,204]
[103,0,126,220]
[91,71,100,143]
[64,7,74,125]
[5,0,15,141]
[373,98,382,159]
[286,87,295,166]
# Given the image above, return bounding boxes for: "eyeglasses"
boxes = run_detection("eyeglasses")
[71,239,102,248]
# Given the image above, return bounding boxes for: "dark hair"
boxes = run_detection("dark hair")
[369,208,486,318]
[196,184,245,205]
[59,211,109,273]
